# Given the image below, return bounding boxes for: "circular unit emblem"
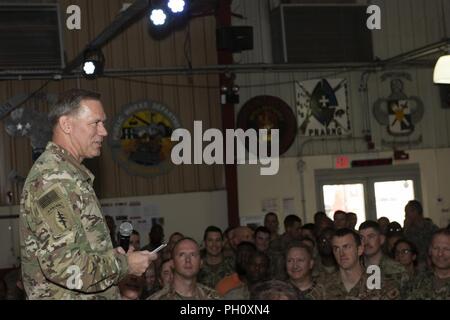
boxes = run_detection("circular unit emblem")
[237,95,297,156]
[109,100,181,177]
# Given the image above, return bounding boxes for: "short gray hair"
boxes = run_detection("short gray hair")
[48,89,101,127]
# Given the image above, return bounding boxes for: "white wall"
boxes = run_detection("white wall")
[238,149,450,228]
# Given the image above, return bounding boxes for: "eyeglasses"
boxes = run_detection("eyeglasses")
[395,249,412,256]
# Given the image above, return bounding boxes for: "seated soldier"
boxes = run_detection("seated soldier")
[197,226,234,289]
[407,228,450,299]
[119,275,145,300]
[393,239,419,279]
[359,221,409,294]
[254,226,271,253]
[268,215,303,280]
[285,242,325,300]
[158,258,174,288]
[141,263,160,299]
[149,238,220,300]
[321,228,400,300]
[216,242,257,296]
[264,212,280,242]
[224,251,270,300]
[313,227,338,279]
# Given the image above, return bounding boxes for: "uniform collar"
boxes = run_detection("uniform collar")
[46,141,95,184]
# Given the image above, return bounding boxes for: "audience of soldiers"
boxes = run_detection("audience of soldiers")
[1,200,448,300]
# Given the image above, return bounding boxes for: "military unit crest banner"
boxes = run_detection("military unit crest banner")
[295,78,351,136]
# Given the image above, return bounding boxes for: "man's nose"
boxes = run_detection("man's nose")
[98,122,108,136]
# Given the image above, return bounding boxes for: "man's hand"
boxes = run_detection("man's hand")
[126,250,158,276]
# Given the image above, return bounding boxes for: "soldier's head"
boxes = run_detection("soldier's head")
[285,242,314,282]
[130,230,141,251]
[332,228,364,271]
[333,210,347,230]
[314,211,327,225]
[159,258,174,287]
[119,275,145,300]
[284,215,302,240]
[386,221,403,236]
[377,217,390,234]
[203,226,224,257]
[246,251,270,285]
[232,226,254,248]
[49,89,107,162]
[301,223,315,241]
[429,229,450,272]
[404,200,423,227]
[172,238,202,280]
[393,239,418,268]
[254,226,271,252]
[149,224,164,246]
[264,212,279,236]
[165,232,184,259]
[346,212,358,230]
[317,227,335,256]
[359,221,385,258]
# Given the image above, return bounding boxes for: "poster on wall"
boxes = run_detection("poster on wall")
[295,78,351,137]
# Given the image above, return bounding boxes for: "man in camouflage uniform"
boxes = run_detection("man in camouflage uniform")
[404,200,438,270]
[20,89,156,300]
[285,242,325,300]
[197,226,234,288]
[313,227,338,280]
[150,238,220,300]
[322,228,400,300]
[408,229,450,299]
[268,215,302,280]
[224,250,270,300]
[359,221,409,296]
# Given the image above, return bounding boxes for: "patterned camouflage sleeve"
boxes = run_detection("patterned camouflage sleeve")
[23,180,128,293]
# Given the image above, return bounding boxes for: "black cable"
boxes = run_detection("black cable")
[4,79,53,118]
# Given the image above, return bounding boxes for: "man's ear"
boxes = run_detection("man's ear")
[58,115,72,134]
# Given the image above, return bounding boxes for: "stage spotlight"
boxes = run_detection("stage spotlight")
[82,50,104,79]
[150,9,167,26]
[168,0,186,13]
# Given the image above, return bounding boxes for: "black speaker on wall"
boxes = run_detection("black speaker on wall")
[439,85,450,109]
[216,26,253,53]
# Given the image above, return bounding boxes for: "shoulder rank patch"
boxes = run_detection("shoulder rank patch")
[38,184,74,236]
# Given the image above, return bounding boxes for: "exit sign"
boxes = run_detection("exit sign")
[335,155,350,169]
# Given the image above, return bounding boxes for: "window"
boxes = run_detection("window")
[316,164,421,227]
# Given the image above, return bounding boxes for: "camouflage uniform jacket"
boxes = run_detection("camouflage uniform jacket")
[20,142,128,300]
[407,270,450,300]
[322,270,401,300]
[290,279,326,300]
[364,254,410,296]
[149,283,221,300]
[197,256,235,289]
[312,258,338,281]
[404,220,438,266]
